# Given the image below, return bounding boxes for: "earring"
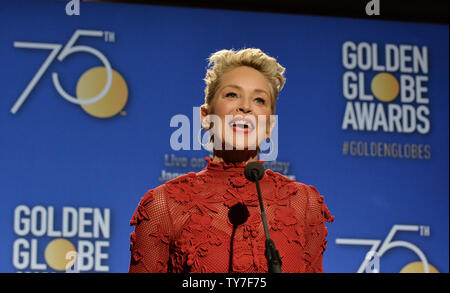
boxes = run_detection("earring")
[260,137,274,157]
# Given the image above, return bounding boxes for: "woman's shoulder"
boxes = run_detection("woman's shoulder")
[266,169,334,223]
[140,171,215,205]
[164,171,200,186]
[266,169,319,194]
[265,169,313,194]
[138,171,203,196]
[129,182,172,227]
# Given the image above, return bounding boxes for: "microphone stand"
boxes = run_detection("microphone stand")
[251,169,283,273]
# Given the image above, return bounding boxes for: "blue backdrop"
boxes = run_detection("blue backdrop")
[0,0,448,273]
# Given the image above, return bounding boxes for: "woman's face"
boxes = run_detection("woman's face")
[202,66,274,151]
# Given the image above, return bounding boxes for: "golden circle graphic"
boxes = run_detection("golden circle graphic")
[400,261,439,273]
[44,238,77,271]
[76,66,128,118]
[371,72,400,102]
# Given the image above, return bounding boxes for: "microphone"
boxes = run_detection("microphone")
[228,203,250,226]
[244,161,265,182]
[244,162,283,273]
[228,203,250,272]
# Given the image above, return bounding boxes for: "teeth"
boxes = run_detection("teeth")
[229,119,254,129]
[235,121,248,127]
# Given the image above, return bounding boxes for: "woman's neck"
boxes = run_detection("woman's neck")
[212,149,259,164]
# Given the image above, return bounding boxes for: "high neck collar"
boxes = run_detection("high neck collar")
[205,157,265,172]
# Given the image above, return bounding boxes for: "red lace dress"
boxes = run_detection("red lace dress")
[129,158,334,273]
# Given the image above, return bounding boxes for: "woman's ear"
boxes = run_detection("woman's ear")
[266,115,277,140]
[200,105,210,129]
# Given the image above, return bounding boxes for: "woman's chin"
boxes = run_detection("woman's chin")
[221,142,258,152]
[220,136,261,151]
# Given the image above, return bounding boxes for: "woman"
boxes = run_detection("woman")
[129,48,333,273]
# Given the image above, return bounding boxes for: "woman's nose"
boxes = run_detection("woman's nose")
[238,98,252,113]
[238,106,251,113]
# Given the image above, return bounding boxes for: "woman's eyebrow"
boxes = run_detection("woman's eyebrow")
[223,84,269,95]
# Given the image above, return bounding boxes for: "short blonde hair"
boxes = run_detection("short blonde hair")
[203,48,286,113]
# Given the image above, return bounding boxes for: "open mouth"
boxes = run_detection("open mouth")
[228,116,255,134]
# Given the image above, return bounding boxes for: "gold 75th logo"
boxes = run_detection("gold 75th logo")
[12,29,128,118]
[336,224,438,273]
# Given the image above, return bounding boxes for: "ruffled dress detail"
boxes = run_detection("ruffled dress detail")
[129,157,334,273]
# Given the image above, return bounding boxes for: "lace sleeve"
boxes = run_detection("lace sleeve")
[302,184,334,273]
[128,186,173,273]
[286,182,334,273]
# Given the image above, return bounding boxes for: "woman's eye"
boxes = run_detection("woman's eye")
[255,97,265,104]
[225,92,237,98]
